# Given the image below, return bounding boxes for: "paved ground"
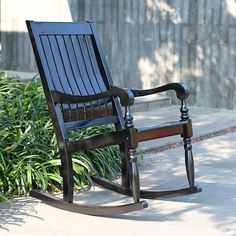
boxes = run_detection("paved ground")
[1,106,236,236]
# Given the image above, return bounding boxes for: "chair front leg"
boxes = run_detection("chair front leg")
[128,148,140,203]
[183,137,194,187]
[124,106,140,203]
[119,144,130,188]
[180,99,195,188]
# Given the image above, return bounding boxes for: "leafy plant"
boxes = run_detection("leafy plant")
[0,72,120,200]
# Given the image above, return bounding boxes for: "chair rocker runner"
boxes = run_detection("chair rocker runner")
[26,20,201,216]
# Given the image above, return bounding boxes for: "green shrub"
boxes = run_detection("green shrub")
[0,72,120,200]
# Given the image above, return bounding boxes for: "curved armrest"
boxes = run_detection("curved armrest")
[51,86,134,107]
[131,83,189,100]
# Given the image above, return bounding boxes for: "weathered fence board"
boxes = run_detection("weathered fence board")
[1,0,236,109]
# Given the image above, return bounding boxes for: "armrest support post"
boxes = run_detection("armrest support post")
[180,99,189,121]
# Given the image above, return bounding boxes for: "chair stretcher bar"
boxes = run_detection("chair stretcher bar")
[137,120,192,142]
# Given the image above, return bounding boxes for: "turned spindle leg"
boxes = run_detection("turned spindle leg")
[181,100,195,187]
[124,106,140,203]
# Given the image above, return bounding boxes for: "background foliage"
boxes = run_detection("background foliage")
[0,72,120,201]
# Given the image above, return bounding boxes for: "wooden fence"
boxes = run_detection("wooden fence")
[1,0,236,109]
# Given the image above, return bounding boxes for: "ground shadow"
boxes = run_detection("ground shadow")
[0,197,42,232]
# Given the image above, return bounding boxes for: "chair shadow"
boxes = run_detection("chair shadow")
[0,197,42,232]
[86,180,235,234]
[72,182,201,222]
[71,143,236,234]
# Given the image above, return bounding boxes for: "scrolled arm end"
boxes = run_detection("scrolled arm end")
[111,86,134,106]
[172,83,190,100]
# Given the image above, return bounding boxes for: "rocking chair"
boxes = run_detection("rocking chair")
[26,20,201,216]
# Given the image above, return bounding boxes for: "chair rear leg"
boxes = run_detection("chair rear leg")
[60,149,74,203]
[181,99,195,188]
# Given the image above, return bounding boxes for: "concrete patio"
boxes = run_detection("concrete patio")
[1,106,236,236]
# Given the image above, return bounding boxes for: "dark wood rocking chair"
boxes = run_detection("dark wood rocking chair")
[26,20,201,216]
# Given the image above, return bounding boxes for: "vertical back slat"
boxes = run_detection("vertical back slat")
[84,35,110,117]
[57,35,82,121]
[57,35,81,96]
[85,36,107,92]
[79,35,104,118]
[63,35,84,96]
[40,35,63,92]
[48,35,74,121]
[71,35,95,95]
[40,35,71,120]
[48,35,72,94]
[71,35,97,120]
[85,35,110,117]
[64,35,88,121]
[79,36,103,94]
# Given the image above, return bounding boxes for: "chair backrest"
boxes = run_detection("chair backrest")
[27,21,123,141]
